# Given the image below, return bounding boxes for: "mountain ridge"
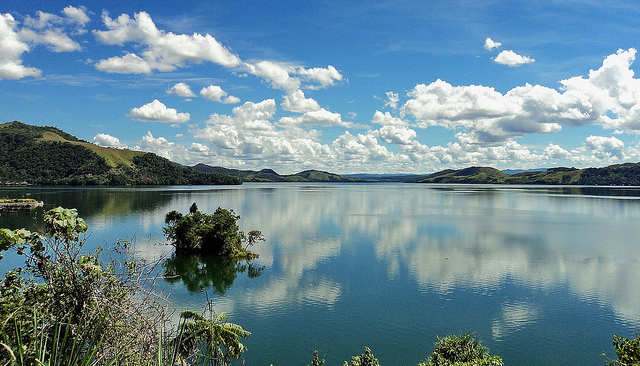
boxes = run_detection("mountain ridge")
[4,122,640,186]
[192,163,358,182]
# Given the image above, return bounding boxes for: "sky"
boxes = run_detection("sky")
[3,0,640,174]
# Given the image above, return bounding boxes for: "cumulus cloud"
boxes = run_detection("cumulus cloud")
[372,110,408,126]
[585,135,624,159]
[19,7,87,52]
[129,99,190,123]
[95,53,152,74]
[374,125,417,145]
[62,6,90,27]
[401,49,640,143]
[544,144,571,160]
[18,28,80,52]
[0,14,41,79]
[281,90,321,113]
[190,142,209,153]
[484,37,502,50]
[494,50,535,67]
[280,108,350,127]
[167,82,195,98]
[93,133,126,148]
[94,11,241,73]
[200,85,240,104]
[242,60,343,92]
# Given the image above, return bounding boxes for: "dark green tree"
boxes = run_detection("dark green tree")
[163,203,264,258]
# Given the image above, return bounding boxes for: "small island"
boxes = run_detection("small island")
[163,203,265,259]
[0,198,43,211]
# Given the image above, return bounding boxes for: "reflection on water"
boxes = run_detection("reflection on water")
[164,254,264,294]
[1,184,640,365]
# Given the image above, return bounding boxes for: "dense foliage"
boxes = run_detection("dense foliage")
[164,203,264,257]
[609,335,640,366]
[418,334,503,366]
[0,207,250,365]
[343,347,380,366]
[0,121,240,186]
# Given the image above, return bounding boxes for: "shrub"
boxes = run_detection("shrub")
[0,207,250,365]
[419,334,503,366]
[163,203,264,258]
[343,346,380,366]
[608,335,640,366]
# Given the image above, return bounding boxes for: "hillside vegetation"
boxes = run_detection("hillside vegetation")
[418,165,640,185]
[0,121,240,185]
[193,163,358,182]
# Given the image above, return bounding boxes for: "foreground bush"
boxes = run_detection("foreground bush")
[164,203,264,258]
[609,334,640,366]
[0,207,250,365]
[419,334,503,366]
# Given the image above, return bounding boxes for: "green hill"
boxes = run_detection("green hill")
[0,121,240,186]
[193,164,357,182]
[418,164,640,185]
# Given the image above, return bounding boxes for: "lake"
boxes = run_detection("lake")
[1,183,639,365]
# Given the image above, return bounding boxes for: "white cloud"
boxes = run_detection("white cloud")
[484,37,502,50]
[95,53,152,74]
[62,6,90,26]
[129,99,190,123]
[167,82,195,98]
[374,125,417,145]
[280,108,349,127]
[372,110,407,126]
[294,65,343,89]
[190,142,209,153]
[494,50,535,67]
[402,48,640,140]
[585,135,624,159]
[243,60,300,91]
[384,91,399,109]
[18,28,80,52]
[242,61,343,92]
[281,90,321,113]
[223,95,241,104]
[200,85,240,104]
[544,144,571,160]
[93,133,126,148]
[94,11,241,73]
[0,14,41,79]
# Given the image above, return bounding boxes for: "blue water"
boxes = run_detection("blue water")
[1,184,639,365]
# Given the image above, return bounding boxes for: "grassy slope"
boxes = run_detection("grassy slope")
[39,131,144,168]
[419,166,586,184]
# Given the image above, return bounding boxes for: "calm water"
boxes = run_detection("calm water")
[1,183,639,365]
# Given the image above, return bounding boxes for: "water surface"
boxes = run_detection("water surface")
[1,183,639,365]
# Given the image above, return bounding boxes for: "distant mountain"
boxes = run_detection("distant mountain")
[418,164,640,185]
[343,173,425,182]
[0,121,240,185]
[193,164,358,182]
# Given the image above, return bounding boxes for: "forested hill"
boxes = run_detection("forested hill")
[0,121,240,186]
[419,164,640,185]
[193,163,358,182]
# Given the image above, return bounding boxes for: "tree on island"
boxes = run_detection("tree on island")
[163,202,265,258]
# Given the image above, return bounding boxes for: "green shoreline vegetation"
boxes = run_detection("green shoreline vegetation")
[0,207,639,365]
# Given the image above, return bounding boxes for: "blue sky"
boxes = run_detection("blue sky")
[2,0,640,173]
